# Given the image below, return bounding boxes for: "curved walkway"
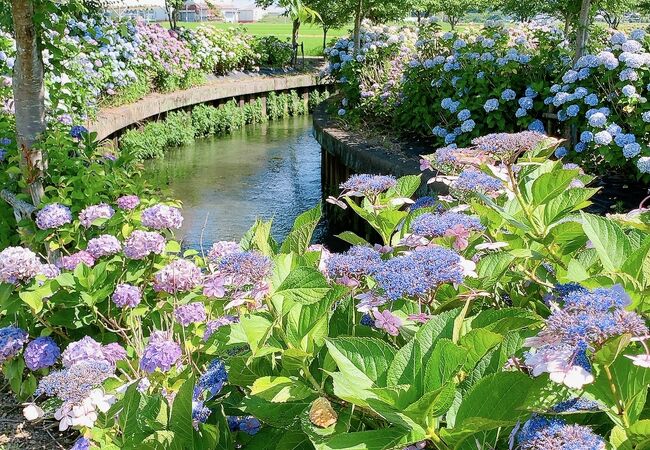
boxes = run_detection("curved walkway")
[88,68,326,141]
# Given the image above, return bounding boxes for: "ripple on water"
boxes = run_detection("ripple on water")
[145,115,323,250]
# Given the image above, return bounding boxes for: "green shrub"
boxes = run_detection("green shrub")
[288,90,307,116]
[120,122,168,159]
[191,104,220,137]
[308,88,330,111]
[253,36,293,67]
[267,91,290,121]
[243,98,267,124]
[163,111,196,147]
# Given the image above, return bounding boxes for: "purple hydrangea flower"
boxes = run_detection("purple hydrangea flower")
[154,259,202,294]
[123,230,166,260]
[140,331,182,373]
[451,169,502,195]
[79,203,114,228]
[339,174,397,196]
[207,241,241,262]
[57,251,95,271]
[141,204,183,229]
[228,416,261,435]
[112,284,142,308]
[472,132,547,159]
[38,263,60,279]
[0,247,42,284]
[324,246,382,287]
[517,415,605,449]
[86,234,121,258]
[0,326,28,363]
[35,203,72,230]
[373,309,402,336]
[102,343,127,365]
[36,360,113,404]
[24,336,60,370]
[195,358,227,400]
[62,336,105,367]
[70,125,88,139]
[116,195,140,210]
[174,302,207,326]
[70,437,91,450]
[411,212,484,237]
[370,247,465,300]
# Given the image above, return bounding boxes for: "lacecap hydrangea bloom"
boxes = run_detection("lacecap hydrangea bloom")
[123,230,166,259]
[79,203,114,228]
[35,203,72,230]
[0,246,42,284]
[324,245,382,287]
[141,204,184,229]
[195,358,227,400]
[410,211,484,238]
[517,415,605,450]
[450,169,503,196]
[339,174,397,196]
[140,331,182,373]
[154,259,202,294]
[24,336,60,370]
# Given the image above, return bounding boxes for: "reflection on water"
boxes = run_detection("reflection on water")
[146,115,322,250]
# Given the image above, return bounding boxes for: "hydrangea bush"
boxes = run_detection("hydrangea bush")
[1,129,649,449]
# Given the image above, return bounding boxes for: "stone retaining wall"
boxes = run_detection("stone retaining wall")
[88,71,325,141]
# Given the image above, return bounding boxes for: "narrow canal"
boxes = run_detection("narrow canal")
[146,115,323,250]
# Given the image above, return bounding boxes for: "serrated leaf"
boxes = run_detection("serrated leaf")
[250,376,314,403]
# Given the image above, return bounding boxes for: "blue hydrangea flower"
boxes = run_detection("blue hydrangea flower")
[528,120,545,133]
[575,142,586,153]
[594,131,613,145]
[501,89,516,101]
[588,112,607,128]
[580,131,593,143]
[567,105,580,117]
[452,169,502,194]
[515,108,527,118]
[555,147,568,158]
[483,98,499,113]
[70,125,88,139]
[518,97,534,110]
[460,119,475,133]
[624,143,641,159]
[584,94,599,106]
[643,111,650,123]
[622,84,637,98]
[457,109,471,121]
[562,70,578,84]
[638,157,650,173]
[0,326,28,363]
[195,358,227,400]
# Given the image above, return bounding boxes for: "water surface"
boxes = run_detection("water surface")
[146,115,322,250]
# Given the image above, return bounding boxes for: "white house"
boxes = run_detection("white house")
[108,0,168,22]
[216,1,266,23]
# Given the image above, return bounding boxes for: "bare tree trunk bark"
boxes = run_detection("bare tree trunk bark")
[291,18,300,66]
[353,0,362,54]
[574,0,591,63]
[11,0,45,207]
[322,27,328,50]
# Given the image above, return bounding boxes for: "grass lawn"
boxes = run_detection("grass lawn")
[170,21,351,56]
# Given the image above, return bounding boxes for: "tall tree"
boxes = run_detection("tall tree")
[498,0,546,22]
[597,0,638,28]
[307,0,351,49]
[164,0,183,29]
[427,0,487,29]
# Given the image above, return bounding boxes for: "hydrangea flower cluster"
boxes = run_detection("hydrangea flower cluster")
[0,246,43,284]
[57,251,95,270]
[154,259,202,294]
[324,245,383,287]
[24,336,60,370]
[140,331,182,373]
[227,416,261,435]
[174,302,207,326]
[62,336,125,368]
[112,283,142,308]
[195,358,227,400]
[517,415,605,449]
[0,326,28,363]
[410,212,484,238]
[79,203,114,228]
[370,247,466,300]
[450,169,503,196]
[203,250,272,309]
[207,241,241,262]
[339,174,397,197]
[116,195,140,210]
[123,230,166,259]
[524,285,648,389]
[35,203,72,230]
[86,234,121,258]
[141,204,184,229]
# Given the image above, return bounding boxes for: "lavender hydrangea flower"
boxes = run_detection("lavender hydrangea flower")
[123,230,166,259]
[372,309,402,336]
[154,259,202,294]
[411,212,484,237]
[116,195,140,210]
[371,247,465,300]
[324,246,382,287]
[471,132,547,160]
[174,302,207,326]
[141,204,183,229]
[38,263,60,280]
[140,331,182,373]
[102,343,127,365]
[0,326,28,363]
[517,415,605,449]
[207,241,241,262]
[112,284,142,308]
[0,247,42,284]
[70,437,91,450]
[35,203,72,230]
[62,336,105,368]
[24,336,60,370]
[57,251,95,271]
[86,234,121,258]
[79,203,114,228]
[450,169,502,196]
[339,174,397,196]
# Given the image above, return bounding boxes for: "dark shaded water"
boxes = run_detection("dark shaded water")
[146,115,323,250]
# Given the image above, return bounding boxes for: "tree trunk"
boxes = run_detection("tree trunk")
[574,0,591,63]
[11,0,45,206]
[291,18,300,66]
[449,16,458,29]
[417,11,422,25]
[353,0,363,54]
[563,13,571,37]
[322,27,328,50]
